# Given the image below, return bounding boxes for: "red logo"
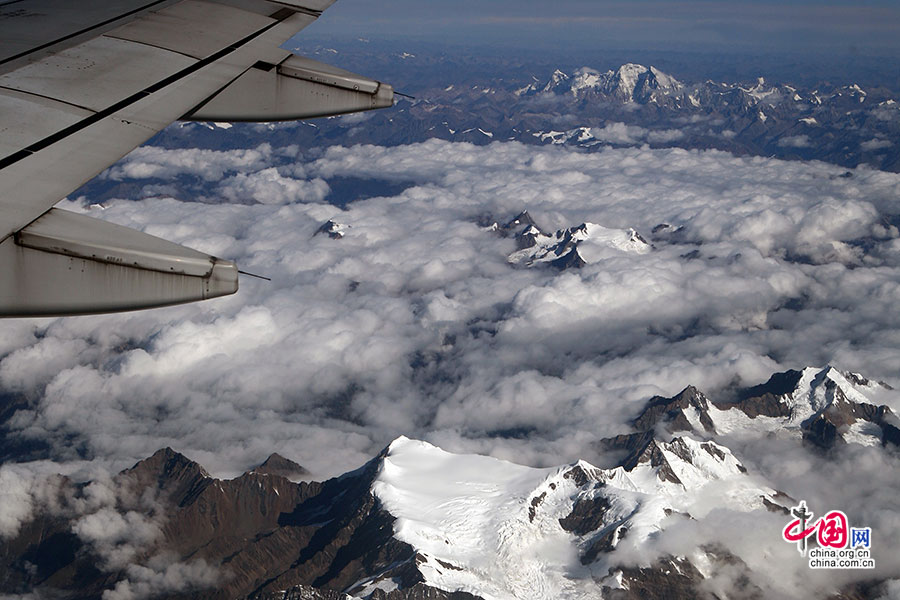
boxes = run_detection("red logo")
[784,509,848,550]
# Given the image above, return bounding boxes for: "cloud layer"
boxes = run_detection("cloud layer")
[2,139,900,595]
[4,140,900,474]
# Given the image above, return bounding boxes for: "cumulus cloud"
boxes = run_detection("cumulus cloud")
[215,168,330,205]
[3,140,900,481]
[778,134,812,148]
[102,558,219,600]
[0,466,38,539]
[0,460,220,598]
[861,138,892,152]
[0,462,74,540]
[588,122,684,145]
[73,508,162,569]
[102,145,279,183]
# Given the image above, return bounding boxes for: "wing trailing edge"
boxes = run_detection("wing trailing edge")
[0,208,237,317]
[184,54,394,121]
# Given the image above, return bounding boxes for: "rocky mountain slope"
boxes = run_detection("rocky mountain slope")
[1,367,896,600]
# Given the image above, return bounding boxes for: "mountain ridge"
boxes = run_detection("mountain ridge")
[1,366,895,599]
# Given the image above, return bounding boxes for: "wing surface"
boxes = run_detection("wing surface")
[0,0,394,317]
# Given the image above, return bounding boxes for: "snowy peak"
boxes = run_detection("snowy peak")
[647,65,680,91]
[597,431,748,493]
[613,63,647,98]
[514,70,571,96]
[517,63,886,117]
[631,366,898,450]
[371,436,773,599]
[569,66,603,92]
[372,438,564,599]
[545,63,682,103]
[632,385,716,433]
[720,366,896,444]
[832,83,868,104]
[314,219,347,239]
[493,209,540,240]
[503,214,650,269]
[739,76,779,103]
[609,63,682,101]
[542,68,570,93]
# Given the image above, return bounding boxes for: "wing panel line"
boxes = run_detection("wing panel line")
[0,12,292,172]
[101,33,217,62]
[0,0,175,68]
[0,84,99,114]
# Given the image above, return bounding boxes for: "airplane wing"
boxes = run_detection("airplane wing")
[0,0,394,317]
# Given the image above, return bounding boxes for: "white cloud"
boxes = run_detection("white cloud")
[0,466,37,539]
[778,134,812,148]
[73,508,162,569]
[586,122,684,145]
[1,141,898,538]
[102,145,279,183]
[215,168,330,205]
[861,138,892,152]
[102,558,219,600]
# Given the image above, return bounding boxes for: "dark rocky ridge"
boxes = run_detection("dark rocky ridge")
[0,447,424,600]
[631,385,716,433]
[251,453,310,480]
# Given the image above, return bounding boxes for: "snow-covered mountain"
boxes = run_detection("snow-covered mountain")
[490,211,650,269]
[363,436,777,600]
[517,63,683,104]
[135,57,900,188]
[2,367,895,599]
[631,366,899,449]
[315,219,348,239]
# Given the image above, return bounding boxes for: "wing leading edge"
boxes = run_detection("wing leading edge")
[0,0,394,317]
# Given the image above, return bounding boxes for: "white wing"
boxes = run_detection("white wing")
[0,0,394,316]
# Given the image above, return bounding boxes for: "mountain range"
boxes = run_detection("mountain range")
[140,62,899,180]
[2,366,894,599]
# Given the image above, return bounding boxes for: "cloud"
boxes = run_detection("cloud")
[3,140,900,480]
[0,462,74,540]
[102,145,279,183]
[73,508,162,569]
[0,460,221,598]
[586,122,684,145]
[861,138,892,152]
[215,169,331,205]
[0,466,38,539]
[102,559,219,600]
[878,580,900,600]
[778,134,812,148]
